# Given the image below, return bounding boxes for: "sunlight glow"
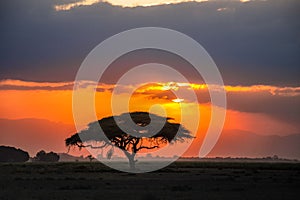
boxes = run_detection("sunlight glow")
[172,98,184,103]
[54,0,209,11]
[54,0,101,11]
[1,80,300,97]
[54,0,260,11]
[1,79,299,157]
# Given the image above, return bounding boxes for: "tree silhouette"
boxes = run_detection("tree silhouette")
[86,155,95,162]
[0,146,29,162]
[33,150,59,162]
[65,112,192,170]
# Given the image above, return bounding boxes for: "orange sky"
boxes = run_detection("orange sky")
[0,80,299,156]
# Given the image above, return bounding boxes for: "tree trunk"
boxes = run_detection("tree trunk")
[128,154,136,170]
[123,151,136,170]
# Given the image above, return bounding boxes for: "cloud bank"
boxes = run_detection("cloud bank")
[1,0,299,85]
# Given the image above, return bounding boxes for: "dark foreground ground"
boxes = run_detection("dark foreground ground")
[0,161,299,200]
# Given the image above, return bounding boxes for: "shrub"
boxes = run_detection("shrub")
[0,146,29,162]
[33,150,59,162]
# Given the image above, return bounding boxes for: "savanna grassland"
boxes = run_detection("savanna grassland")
[0,161,299,200]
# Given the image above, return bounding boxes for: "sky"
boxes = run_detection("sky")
[0,0,299,158]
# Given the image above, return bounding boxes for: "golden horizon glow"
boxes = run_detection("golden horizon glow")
[54,0,208,11]
[134,82,300,97]
[1,78,299,156]
[0,79,299,135]
[0,77,299,156]
[54,0,254,11]
[1,79,300,97]
[54,0,101,11]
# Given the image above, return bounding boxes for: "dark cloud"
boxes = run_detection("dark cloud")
[100,49,204,84]
[0,0,299,85]
[0,84,74,91]
[0,80,114,91]
[0,85,69,91]
[227,91,300,126]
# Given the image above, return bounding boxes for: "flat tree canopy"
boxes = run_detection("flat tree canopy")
[65,112,192,169]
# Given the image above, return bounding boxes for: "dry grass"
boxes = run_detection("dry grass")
[0,161,299,200]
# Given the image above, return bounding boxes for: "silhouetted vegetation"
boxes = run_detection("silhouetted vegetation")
[0,146,29,162]
[33,150,59,162]
[65,112,192,170]
[86,155,95,162]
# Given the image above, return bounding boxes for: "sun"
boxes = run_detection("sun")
[172,98,184,103]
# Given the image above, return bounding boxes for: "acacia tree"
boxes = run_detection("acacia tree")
[65,112,192,169]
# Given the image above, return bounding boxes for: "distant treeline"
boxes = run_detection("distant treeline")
[0,146,29,162]
[179,156,298,162]
[32,150,59,162]
[0,146,59,163]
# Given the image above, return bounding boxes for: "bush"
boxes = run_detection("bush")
[33,150,59,162]
[0,146,29,162]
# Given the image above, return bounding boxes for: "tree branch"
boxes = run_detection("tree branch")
[76,143,109,149]
[136,145,159,151]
